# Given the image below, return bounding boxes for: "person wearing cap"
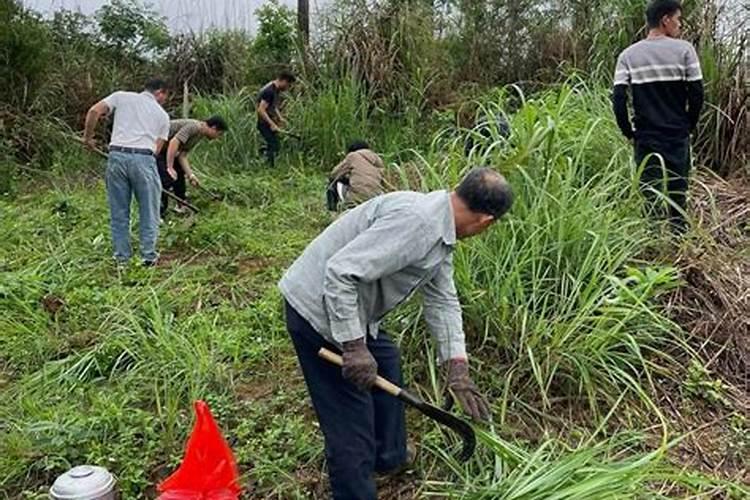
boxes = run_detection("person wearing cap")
[279,167,514,500]
[83,78,170,266]
[158,116,228,217]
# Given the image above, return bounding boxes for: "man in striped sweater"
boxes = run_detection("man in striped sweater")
[612,0,704,232]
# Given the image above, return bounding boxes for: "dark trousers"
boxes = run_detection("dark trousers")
[257,122,280,167]
[634,136,691,232]
[156,152,186,217]
[285,302,407,500]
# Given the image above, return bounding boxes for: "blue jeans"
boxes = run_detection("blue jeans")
[105,151,161,262]
[285,301,407,500]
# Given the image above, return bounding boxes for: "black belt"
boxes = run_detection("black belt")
[109,145,154,156]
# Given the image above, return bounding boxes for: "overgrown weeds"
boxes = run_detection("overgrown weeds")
[393,83,686,423]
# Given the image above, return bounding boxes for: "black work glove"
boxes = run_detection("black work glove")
[445,358,491,422]
[342,338,377,391]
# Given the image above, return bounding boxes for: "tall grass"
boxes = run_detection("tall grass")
[424,429,748,499]
[396,81,686,420]
[191,76,433,172]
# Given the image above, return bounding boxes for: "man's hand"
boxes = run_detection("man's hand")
[341,338,377,391]
[83,137,98,151]
[445,358,491,422]
[188,174,200,187]
[167,166,178,180]
[271,123,281,133]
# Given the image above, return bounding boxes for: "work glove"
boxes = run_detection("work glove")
[445,358,491,422]
[342,338,377,391]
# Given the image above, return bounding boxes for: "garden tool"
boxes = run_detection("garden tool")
[318,347,476,462]
[193,182,222,201]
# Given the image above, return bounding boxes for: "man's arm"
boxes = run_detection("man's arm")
[155,115,169,157]
[685,46,704,133]
[423,254,490,422]
[257,100,279,131]
[686,81,704,133]
[83,100,111,148]
[612,53,634,140]
[166,137,181,180]
[178,153,199,186]
[324,212,431,343]
[612,85,634,140]
[422,254,467,363]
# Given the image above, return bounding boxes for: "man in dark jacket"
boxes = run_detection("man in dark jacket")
[612,0,704,232]
[256,71,295,167]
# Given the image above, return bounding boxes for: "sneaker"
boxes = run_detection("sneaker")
[172,205,186,214]
[142,259,158,267]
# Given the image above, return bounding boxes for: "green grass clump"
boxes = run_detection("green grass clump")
[394,82,684,421]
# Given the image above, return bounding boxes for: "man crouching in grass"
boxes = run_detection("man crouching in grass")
[158,116,228,219]
[279,167,513,500]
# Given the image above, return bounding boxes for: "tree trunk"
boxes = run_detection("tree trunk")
[298,0,310,47]
[297,0,310,74]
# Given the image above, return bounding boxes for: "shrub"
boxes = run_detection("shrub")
[0,0,52,108]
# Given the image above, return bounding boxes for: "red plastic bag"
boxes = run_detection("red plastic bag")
[157,400,241,499]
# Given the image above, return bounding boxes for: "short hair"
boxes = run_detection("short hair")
[347,140,370,153]
[646,0,682,28]
[144,78,169,92]
[205,115,228,131]
[278,70,296,83]
[456,167,513,218]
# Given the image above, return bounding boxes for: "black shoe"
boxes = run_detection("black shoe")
[376,443,417,478]
[142,259,158,267]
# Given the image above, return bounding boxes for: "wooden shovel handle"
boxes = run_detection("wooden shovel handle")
[317,347,402,397]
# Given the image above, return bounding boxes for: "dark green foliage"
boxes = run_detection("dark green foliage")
[250,0,297,84]
[95,0,169,57]
[166,30,254,94]
[0,0,52,108]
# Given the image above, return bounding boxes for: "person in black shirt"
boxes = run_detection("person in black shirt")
[256,71,296,167]
[612,0,704,233]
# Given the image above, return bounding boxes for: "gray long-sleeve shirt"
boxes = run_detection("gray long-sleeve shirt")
[279,190,467,362]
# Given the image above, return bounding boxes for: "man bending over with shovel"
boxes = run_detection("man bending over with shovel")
[279,167,513,499]
[158,116,228,218]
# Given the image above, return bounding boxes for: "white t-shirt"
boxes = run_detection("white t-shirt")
[103,91,170,152]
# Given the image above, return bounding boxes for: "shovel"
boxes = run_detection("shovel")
[318,347,476,462]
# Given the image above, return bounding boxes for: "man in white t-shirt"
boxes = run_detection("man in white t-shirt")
[83,79,170,266]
